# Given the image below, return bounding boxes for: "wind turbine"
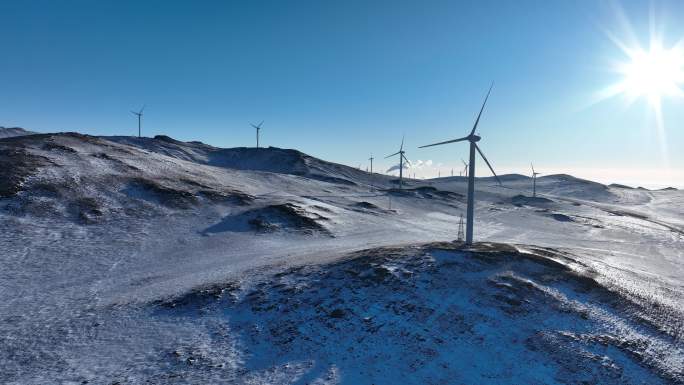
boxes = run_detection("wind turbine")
[462,159,469,177]
[531,163,541,197]
[419,83,501,245]
[131,105,145,138]
[251,121,264,148]
[385,136,410,188]
[367,154,375,190]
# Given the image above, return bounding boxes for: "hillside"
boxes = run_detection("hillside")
[1,131,682,384]
[0,126,36,138]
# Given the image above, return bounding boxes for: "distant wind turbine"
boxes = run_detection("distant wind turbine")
[385,135,410,188]
[368,154,375,190]
[251,121,264,148]
[419,83,501,245]
[461,159,469,177]
[531,163,541,197]
[131,105,145,138]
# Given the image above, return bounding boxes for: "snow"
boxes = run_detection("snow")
[0,126,37,138]
[0,132,682,384]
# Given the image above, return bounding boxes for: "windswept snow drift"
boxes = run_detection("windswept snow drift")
[1,131,682,384]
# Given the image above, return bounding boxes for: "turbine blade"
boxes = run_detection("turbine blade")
[139,104,146,114]
[475,143,501,185]
[461,158,468,167]
[402,154,411,165]
[531,163,535,173]
[400,135,405,151]
[385,151,400,159]
[258,120,264,128]
[418,136,469,148]
[469,82,494,136]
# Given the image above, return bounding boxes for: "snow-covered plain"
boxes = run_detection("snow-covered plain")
[0,130,682,384]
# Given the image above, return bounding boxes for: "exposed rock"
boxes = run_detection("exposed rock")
[550,213,574,222]
[0,146,51,198]
[202,203,331,236]
[123,178,198,209]
[511,194,553,207]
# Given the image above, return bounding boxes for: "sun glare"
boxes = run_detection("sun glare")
[593,8,684,169]
[618,44,684,105]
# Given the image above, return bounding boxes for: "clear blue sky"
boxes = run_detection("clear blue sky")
[1,0,682,187]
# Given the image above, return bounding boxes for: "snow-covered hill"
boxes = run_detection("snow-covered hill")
[0,126,37,138]
[1,131,682,384]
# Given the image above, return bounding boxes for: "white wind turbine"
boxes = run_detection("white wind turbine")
[419,83,501,245]
[251,121,264,148]
[385,136,410,188]
[531,163,541,197]
[131,105,145,138]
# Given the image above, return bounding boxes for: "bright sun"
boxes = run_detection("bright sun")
[618,44,684,104]
[595,9,684,168]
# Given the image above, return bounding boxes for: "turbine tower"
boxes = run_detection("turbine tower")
[419,83,501,245]
[385,136,410,188]
[531,163,541,197]
[251,121,264,148]
[131,105,145,138]
[368,154,375,190]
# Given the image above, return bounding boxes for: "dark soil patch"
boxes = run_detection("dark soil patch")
[607,209,649,220]
[42,142,76,153]
[0,147,51,198]
[511,195,553,207]
[68,197,104,224]
[353,201,380,210]
[386,186,463,200]
[198,189,254,206]
[202,203,331,236]
[124,178,198,209]
[550,213,574,222]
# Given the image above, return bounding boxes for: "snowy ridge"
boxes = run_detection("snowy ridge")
[105,135,375,187]
[0,126,37,138]
[1,131,683,384]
